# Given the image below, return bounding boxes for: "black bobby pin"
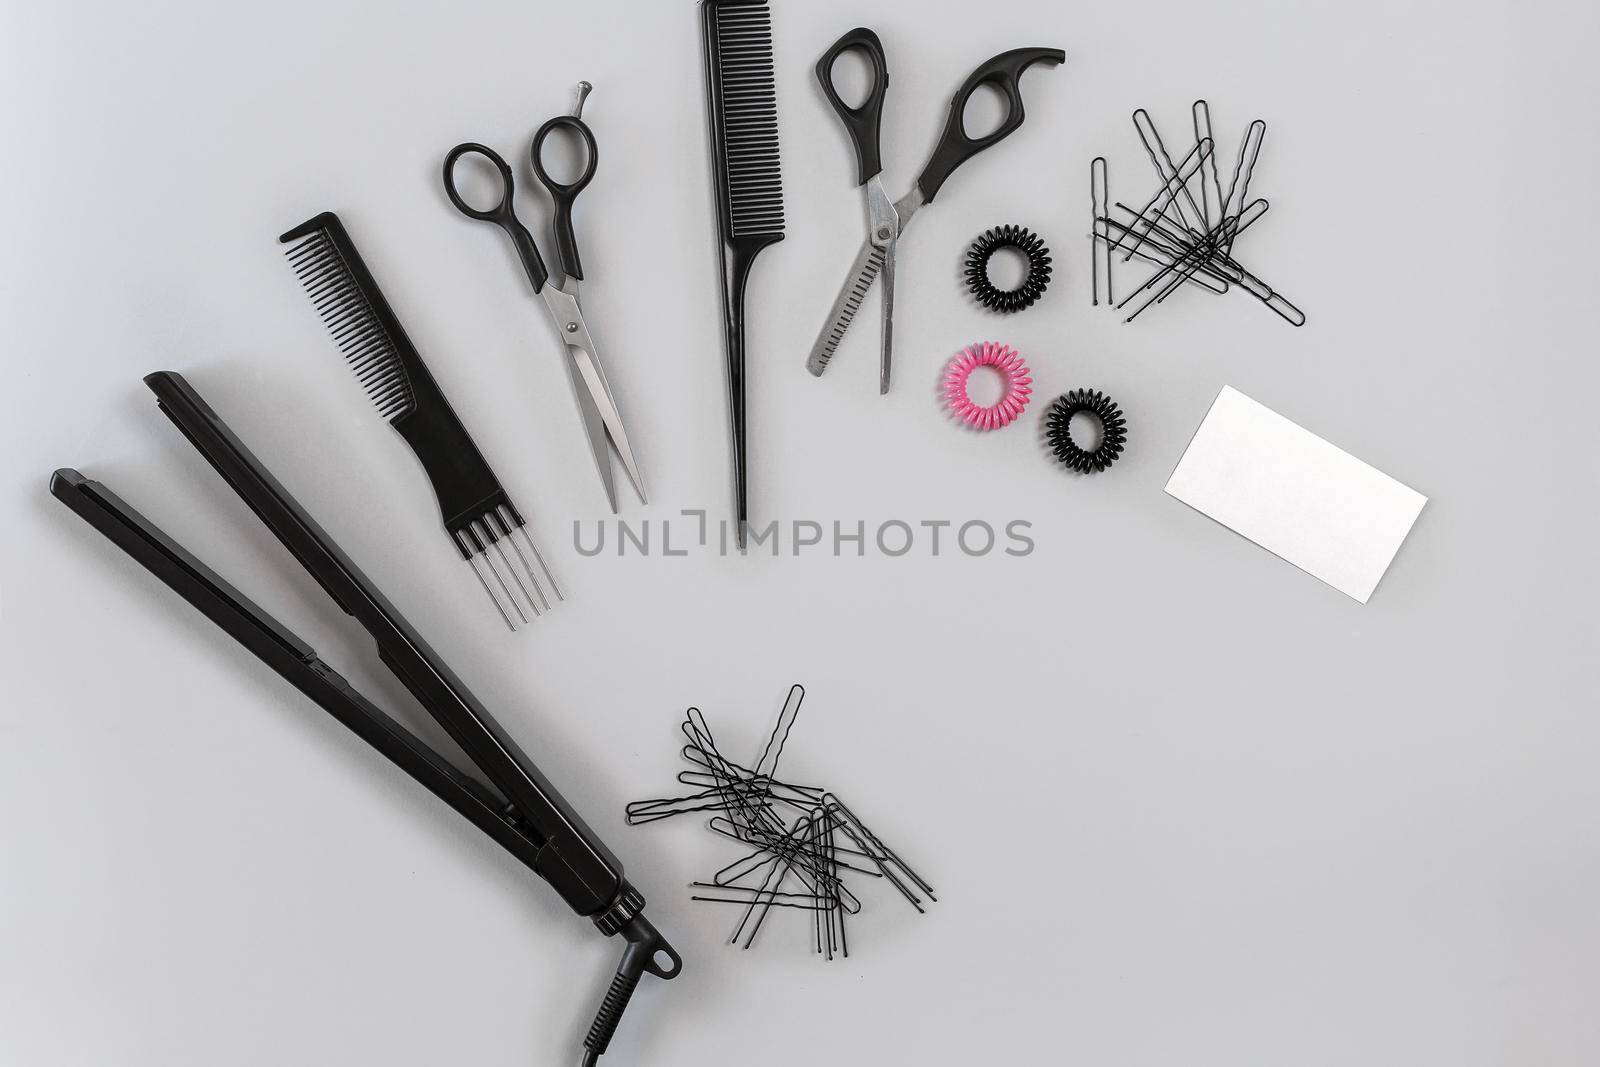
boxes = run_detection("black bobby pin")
[626,684,934,960]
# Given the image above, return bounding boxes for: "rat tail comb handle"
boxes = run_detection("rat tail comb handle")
[701,0,786,547]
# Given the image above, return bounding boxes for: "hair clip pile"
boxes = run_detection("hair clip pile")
[943,341,1033,431]
[965,225,1052,313]
[1091,101,1305,326]
[625,685,934,959]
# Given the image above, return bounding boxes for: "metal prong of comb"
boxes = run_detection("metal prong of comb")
[457,529,517,631]
[475,517,540,619]
[475,528,528,626]
[488,507,549,612]
[499,504,562,603]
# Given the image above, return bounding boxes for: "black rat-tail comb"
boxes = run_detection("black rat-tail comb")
[701,0,785,548]
[280,211,560,629]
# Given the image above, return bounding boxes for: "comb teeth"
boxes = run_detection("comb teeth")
[709,0,785,239]
[284,230,416,421]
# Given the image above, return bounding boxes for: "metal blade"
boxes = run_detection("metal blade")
[564,341,617,512]
[540,285,648,509]
[878,239,895,394]
[806,241,884,377]
[862,176,899,394]
[568,342,646,504]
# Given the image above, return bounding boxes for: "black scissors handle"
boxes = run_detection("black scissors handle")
[915,46,1065,204]
[443,142,550,294]
[816,27,889,186]
[530,114,598,282]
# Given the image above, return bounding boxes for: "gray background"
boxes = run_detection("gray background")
[3,0,1596,1064]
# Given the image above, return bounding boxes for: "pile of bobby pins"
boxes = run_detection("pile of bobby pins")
[626,685,934,959]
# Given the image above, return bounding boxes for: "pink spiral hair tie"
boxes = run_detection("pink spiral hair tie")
[942,341,1033,430]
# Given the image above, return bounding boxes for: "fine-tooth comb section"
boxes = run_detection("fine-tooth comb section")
[282,227,415,422]
[277,211,563,630]
[710,0,785,238]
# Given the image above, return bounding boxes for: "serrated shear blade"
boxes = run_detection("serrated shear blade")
[807,241,884,377]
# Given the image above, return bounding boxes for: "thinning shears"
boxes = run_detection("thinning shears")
[807,32,1065,392]
[445,82,646,512]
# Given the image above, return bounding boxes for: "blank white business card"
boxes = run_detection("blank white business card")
[1165,386,1427,603]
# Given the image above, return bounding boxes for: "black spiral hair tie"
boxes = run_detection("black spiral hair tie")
[965,225,1052,313]
[1046,389,1128,474]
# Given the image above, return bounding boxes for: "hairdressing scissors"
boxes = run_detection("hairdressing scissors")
[445,81,645,512]
[807,32,1065,392]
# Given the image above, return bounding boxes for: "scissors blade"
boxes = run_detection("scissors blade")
[861,176,899,395]
[807,239,884,377]
[569,343,646,504]
[564,343,617,511]
[878,237,895,394]
[810,177,906,382]
[539,285,646,508]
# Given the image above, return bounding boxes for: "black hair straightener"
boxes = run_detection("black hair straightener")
[50,371,679,1066]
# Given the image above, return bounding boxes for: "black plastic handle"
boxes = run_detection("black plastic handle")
[530,115,598,282]
[815,27,889,185]
[582,913,681,1063]
[914,46,1066,203]
[443,142,549,293]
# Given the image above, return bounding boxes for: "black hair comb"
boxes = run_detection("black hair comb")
[701,0,786,548]
[280,211,559,628]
